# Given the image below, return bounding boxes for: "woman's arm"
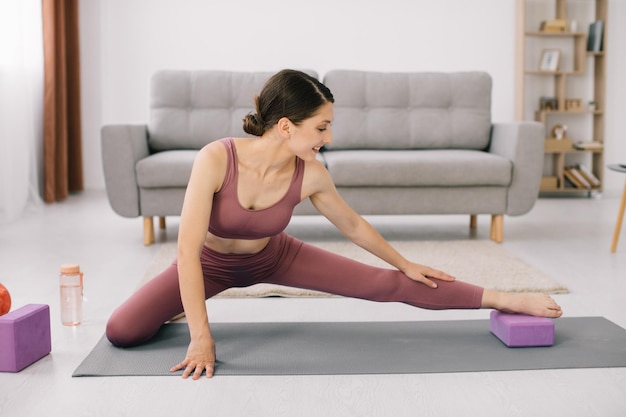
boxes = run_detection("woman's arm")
[170,143,226,379]
[306,162,454,288]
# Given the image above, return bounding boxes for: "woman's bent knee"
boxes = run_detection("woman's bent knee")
[105,312,156,348]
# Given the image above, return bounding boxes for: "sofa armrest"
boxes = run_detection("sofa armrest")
[488,122,544,216]
[101,124,150,217]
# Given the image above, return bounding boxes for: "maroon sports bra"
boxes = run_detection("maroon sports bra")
[208,138,305,240]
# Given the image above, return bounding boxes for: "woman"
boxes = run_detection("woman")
[106,69,562,380]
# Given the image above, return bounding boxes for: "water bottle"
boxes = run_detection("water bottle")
[59,264,83,326]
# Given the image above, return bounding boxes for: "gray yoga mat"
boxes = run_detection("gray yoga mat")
[73,317,626,377]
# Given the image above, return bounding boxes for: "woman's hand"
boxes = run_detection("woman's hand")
[170,335,216,379]
[402,262,456,289]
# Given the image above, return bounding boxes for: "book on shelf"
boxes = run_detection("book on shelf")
[540,19,567,33]
[562,176,578,190]
[576,164,601,187]
[587,20,604,52]
[574,141,603,151]
[564,167,589,190]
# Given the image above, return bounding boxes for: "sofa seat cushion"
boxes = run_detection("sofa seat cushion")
[136,150,197,188]
[322,150,512,187]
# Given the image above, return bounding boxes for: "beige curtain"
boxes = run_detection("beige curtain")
[42,0,83,203]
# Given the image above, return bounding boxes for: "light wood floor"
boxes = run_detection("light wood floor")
[1,190,625,416]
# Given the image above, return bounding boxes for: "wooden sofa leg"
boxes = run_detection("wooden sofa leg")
[490,214,503,243]
[470,215,477,229]
[144,216,155,246]
[159,216,166,230]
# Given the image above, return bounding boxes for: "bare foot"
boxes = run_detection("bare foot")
[482,290,562,318]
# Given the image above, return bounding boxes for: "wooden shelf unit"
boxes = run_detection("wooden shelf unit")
[515,0,607,195]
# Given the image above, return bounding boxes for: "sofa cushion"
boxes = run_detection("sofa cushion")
[136,150,197,188]
[322,150,511,187]
[149,70,318,151]
[323,71,492,151]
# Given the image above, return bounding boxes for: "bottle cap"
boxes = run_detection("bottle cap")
[60,264,81,274]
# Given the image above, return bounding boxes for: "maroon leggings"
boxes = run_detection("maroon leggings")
[106,233,484,347]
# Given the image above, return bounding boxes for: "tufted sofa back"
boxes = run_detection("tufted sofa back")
[322,70,492,151]
[148,69,491,152]
[148,70,318,151]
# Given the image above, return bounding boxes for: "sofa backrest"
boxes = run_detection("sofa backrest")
[148,70,318,151]
[322,70,492,151]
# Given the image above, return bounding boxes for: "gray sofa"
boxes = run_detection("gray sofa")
[102,70,544,245]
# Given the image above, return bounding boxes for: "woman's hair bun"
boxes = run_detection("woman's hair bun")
[242,112,265,136]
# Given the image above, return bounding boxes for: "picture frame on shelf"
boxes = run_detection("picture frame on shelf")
[565,99,582,111]
[539,49,560,72]
[540,96,558,111]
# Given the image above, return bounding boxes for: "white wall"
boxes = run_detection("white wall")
[79,0,626,195]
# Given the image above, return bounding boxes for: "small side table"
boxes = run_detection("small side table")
[608,164,626,253]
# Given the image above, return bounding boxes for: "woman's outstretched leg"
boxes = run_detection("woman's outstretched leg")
[268,238,484,310]
[268,237,562,317]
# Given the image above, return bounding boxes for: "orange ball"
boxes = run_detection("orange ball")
[0,283,11,316]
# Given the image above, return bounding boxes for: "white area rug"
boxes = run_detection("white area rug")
[140,240,568,297]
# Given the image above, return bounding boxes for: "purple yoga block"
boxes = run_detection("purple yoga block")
[0,304,52,372]
[490,310,554,347]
